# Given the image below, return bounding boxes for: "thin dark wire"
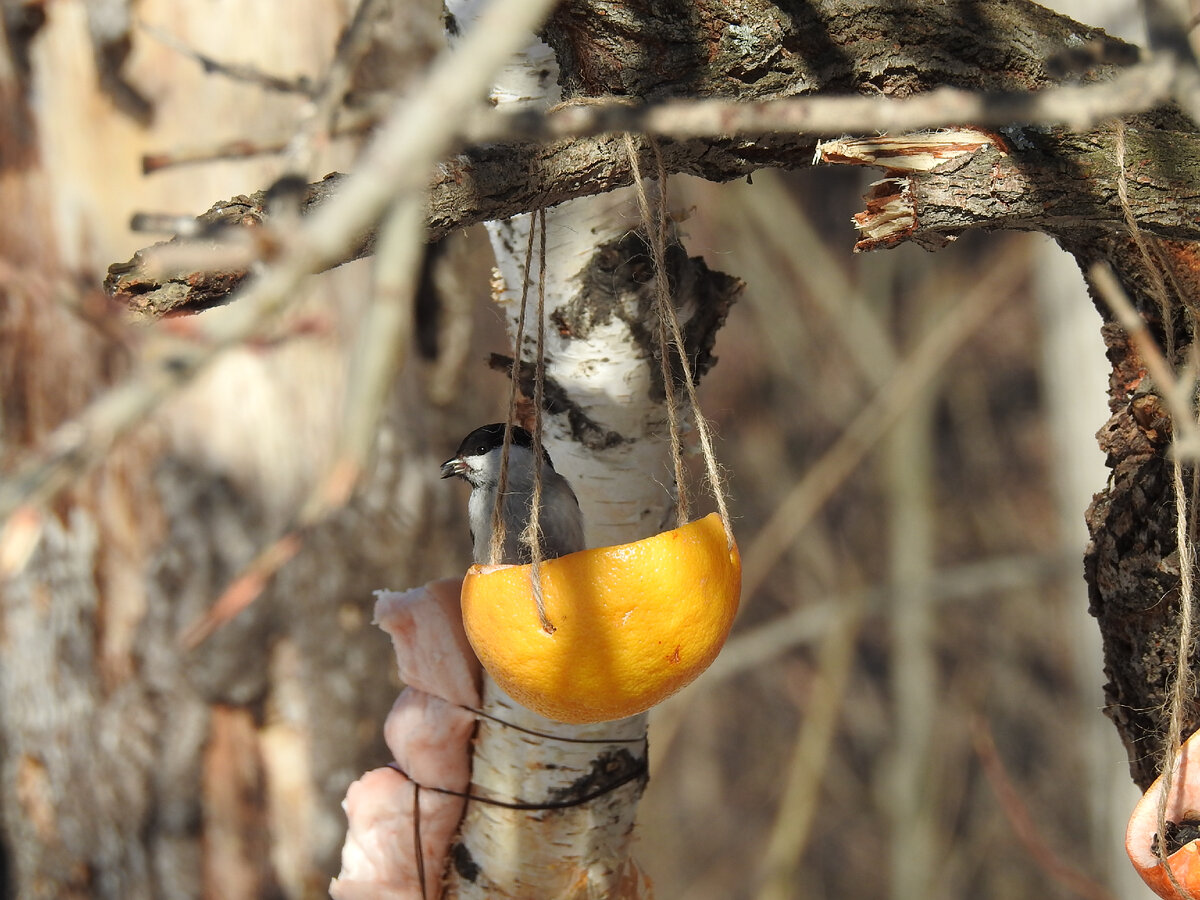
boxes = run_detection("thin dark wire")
[388,758,647,811]
[466,703,647,744]
[412,780,427,900]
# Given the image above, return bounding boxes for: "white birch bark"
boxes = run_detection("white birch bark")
[443,3,675,896]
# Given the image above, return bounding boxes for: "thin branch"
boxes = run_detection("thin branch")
[707,553,1071,686]
[487,55,1177,141]
[142,111,376,174]
[283,0,390,176]
[106,53,1198,316]
[740,239,1029,601]
[180,193,428,646]
[1141,0,1200,127]
[972,720,1121,900]
[137,20,316,96]
[755,596,864,900]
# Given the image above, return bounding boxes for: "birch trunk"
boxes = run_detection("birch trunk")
[442,6,737,896]
[447,196,664,898]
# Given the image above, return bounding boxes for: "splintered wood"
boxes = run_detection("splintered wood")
[815,129,1004,252]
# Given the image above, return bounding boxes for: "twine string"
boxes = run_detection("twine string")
[465,701,647,744]
[488,219,539,567]
[523,208,554,633]
[623,133,734,549]
[622,133,690,527]
[488,209,553,630]
[1117,119,1199,898]
[1156,454,1199,900]
[390,701,650,821]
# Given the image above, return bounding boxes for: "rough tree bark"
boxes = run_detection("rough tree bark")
[1075,235,1200,789]
[0,2,433,897]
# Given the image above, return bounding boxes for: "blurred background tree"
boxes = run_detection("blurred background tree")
[0,0,1195,898]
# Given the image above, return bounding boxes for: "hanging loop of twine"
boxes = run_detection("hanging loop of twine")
[523,208,554,633]
[491,136,734,635]
[487,218,538,569]
[489,209,554,633]
[622,133,734,550]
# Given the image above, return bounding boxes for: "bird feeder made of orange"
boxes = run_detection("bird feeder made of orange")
[1127,728,1200,900]
[460,513,741,724]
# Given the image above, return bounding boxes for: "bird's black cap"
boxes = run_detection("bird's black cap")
[453,423,534,459]
[442,423,554,477]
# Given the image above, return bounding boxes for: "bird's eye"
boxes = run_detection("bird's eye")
[475,444,487,455]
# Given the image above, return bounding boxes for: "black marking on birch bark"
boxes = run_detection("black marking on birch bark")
[546,748,648,807]
[484,228,739,449]
[487,353,627,451]
[562,230,741,400]
[451,842,480,882]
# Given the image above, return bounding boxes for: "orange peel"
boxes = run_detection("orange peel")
[1127,728,1200,899]
[460,513,741,723]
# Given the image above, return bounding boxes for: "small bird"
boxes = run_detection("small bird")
[441,423,586,565]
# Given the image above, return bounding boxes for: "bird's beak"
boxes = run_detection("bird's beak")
[440,457,466,479]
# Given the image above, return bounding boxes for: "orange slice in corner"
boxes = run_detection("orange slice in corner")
[1127,727,1200,899]
[460,513,741,724]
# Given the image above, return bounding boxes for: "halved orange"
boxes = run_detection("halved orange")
[460,513,741,723]
[1127,727,1200,899]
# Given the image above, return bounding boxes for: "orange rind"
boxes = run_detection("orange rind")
[460,513,741,723]
[1127,728,1200,899]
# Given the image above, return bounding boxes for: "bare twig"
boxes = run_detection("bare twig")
[109,51,1200,318]
[137,20,316,95]
[330,196,425,511]
[972,719,1121,900]
[755,595,864,900]
[708,553,1070,685]
[179,531,304,648]
[1142,0,1200,127]
[179,193,429,645]
[740,240,1029,601]
[724,170,897,390]
[651,551,1071,785]
[129,212,210,236]
[142,112,376,174]
[143,54,1180,183]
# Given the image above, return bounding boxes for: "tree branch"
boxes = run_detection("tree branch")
[110,89,1197,316]
[106,0,1164,317]
[822,121,1200,251]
